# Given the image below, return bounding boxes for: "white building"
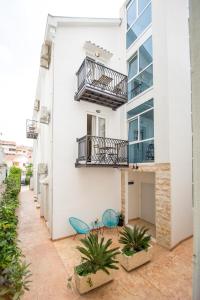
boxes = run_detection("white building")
[29,0,193,249]
[0,147,7,186]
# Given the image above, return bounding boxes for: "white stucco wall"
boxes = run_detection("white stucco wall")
[128,172,155,223]
[165,0,193,246]
[51,20,126,239]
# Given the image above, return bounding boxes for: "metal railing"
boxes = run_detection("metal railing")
[76,135,129,167]
[76,57,128,99]
[26,119,38,139]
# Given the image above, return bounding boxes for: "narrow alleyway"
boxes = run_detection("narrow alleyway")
[18,188,70,300]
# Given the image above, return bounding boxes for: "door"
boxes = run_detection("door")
[141,183,155,224]
[87,114,106,162]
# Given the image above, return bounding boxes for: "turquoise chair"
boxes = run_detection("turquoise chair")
[69,217,90,239]
[102,209,119,231]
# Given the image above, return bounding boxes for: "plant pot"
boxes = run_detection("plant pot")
[119,246,153,271]
[74,268,114,294]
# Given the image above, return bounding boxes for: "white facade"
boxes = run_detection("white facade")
[32,0,193,248]
[32,16,127,239]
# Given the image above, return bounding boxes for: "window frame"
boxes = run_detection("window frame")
[86,112,107,138]
[126,0,152,49]
[128,105,154,147]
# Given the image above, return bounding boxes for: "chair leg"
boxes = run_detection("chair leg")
[73,233,77,240]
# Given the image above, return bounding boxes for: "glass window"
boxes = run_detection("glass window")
[139,36,152,71]
[129,139,154,163]
[126,3,152,48]
[128,64,153,100]
[138,0,151,14]
[140,110,154,140]
[128,99,154,163]
[128,54,138,80]
[127,0,137,29]
[128,118,138,142]
[127,99,153,118]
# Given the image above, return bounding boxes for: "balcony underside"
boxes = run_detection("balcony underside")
[75,162,129,168]
[75,85,127,110]
[26,133,38,139]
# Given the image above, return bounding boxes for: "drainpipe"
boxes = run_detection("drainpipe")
[189,0,200,299]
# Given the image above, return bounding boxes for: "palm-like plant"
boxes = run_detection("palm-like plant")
[76,233,120,276]
[119,226,151,255]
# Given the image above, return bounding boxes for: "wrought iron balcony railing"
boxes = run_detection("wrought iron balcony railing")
[26,119,38,139]
[74,57,128,110]
[75,135,129,167]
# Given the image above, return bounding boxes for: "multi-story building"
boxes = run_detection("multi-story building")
[29,0,193,249]
[0,140,32,171]
[0,147,6,186]
[121,0,192,249]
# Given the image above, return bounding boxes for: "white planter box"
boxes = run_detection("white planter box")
[74,268,114,294]
[119,246,153,271]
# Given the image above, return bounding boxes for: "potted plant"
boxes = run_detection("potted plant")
[118,212,124,227]
[74,232,120,294]
[119,225,152,271]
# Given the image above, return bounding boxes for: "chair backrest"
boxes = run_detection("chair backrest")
[102,209,119,228]
[69,217,90,234]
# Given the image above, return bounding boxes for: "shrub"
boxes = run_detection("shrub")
[76,233,120,276]
[119,226,151,256]
[0,167,31,299]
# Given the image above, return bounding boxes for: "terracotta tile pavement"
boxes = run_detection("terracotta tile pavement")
[18,189,192,300]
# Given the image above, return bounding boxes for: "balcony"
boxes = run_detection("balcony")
[75,135,129,168]
[74,57,128,110]
[26,120,38,139]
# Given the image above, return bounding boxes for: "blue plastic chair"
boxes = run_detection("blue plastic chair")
[69,217,90,239]
[102,209,119,230]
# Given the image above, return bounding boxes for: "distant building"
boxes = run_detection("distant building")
[0,147,6,186]
[0,140,32,171]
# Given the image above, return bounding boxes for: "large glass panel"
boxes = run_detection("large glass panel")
[128,64,153,100]
[139,36,152,71]
[129,143,139,163]
[128,54,138,80]
[129,139,154,163]
[127,0,137,29]
[126,3,152,48]
[140,109,154,140]
[128,118,138,142]
[138,0,151,14]
[127,99,153,119]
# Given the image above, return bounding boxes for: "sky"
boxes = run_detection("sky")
[0,0,125,146]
